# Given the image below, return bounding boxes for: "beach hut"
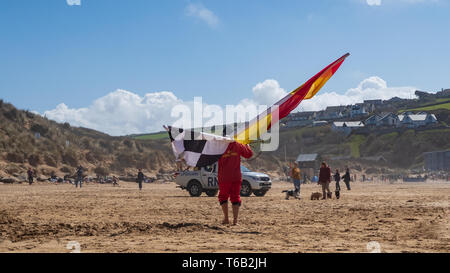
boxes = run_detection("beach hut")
[295,153,321,180]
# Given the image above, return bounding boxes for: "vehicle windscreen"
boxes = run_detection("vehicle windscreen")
[240,165,251,173]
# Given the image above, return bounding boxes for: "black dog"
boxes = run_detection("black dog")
[282,190,300,200]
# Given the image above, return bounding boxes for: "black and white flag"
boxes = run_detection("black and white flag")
[164,126,233,167]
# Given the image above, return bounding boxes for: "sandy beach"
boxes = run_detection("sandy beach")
[0,181,449,253]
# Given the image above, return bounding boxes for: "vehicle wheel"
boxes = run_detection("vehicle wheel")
[253,190,267,197]
[187,180,203,197]
[205,189,218,197]
[240,181,252,197]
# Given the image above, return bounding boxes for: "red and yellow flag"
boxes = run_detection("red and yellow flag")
[234,53,350,144]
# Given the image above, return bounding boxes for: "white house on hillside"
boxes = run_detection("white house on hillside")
[365,112,438,128]
[399,113,438,128]
[321,106,347,120]
[364,112,400,127]
[332,121,365,135]
[350,104,368,118]
[379,113,401,127]
[364,114,382,126]
[285,111,316,128]
[362,99,383,113]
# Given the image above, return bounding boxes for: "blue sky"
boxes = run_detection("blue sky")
[1,0,449,135]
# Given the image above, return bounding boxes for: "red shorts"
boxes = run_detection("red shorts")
[218,180,242,205]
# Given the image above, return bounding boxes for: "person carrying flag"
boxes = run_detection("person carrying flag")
[218,142,253,225]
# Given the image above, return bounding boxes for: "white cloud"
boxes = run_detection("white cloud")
[297,76,417,111]
[66,0,81,6]
[43,90,184,136]
[366,0,382,6]
[42,76,417,136]
[235,76,417,113]
[251,79,287,106]
[185,3,219,28]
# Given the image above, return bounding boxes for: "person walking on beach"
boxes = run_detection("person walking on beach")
[75,165,83,188]
[342,168,351,190]
[290,162,301,198]
[318,162,332,199]
[112,176,119,187]
[218,142,253,225]
[334,169,341,199]
[137,169,144,191]
[27,168,34,185]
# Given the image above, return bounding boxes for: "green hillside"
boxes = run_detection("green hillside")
[399,98,450,113]
[407,102,450,112]
[133,132,168,140]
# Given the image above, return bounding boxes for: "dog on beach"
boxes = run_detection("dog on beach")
[310,192,322,200]
[282,190,300,200]
[335,190,340,199]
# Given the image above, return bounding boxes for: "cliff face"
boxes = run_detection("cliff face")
[0,99,175,180]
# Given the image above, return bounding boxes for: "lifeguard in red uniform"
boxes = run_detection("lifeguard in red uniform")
[218,142,253,225]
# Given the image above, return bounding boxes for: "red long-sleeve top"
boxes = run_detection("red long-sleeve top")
[319,166,332,183]
[218,142,253,183]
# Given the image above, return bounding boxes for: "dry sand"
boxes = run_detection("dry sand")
[0,181,449,253]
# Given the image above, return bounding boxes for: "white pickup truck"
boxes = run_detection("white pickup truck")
[174,163,272,197]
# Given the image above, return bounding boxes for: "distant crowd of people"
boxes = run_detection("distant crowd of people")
[24,165,148,191]
[289,162,352,200]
